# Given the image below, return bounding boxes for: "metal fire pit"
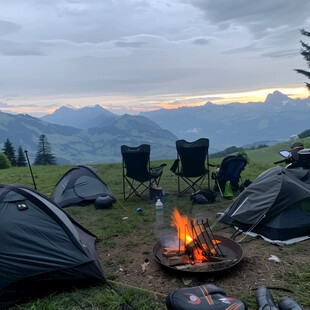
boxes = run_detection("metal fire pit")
[153,234,243,275]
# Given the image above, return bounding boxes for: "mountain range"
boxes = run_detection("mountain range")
[0,112,177,164]
[140,91,310,150]
[1,90,310,165]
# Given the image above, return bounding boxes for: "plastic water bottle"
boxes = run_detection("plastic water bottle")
[155,198,163,211]
[154,199,164,236]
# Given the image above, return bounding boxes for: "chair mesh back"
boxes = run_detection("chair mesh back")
[121,144,150,182]
[219,156,247,186]
[176,138,209,177]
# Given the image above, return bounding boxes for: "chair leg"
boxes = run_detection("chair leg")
[215,178,224,197]
[123,177,150,200]
[178,175,206,196]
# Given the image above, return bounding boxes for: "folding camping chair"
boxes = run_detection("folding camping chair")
[170,138,210,196]
[121,144,166,200]
[212,154,247,197]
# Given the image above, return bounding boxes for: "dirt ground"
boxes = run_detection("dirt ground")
[97,209,310,309]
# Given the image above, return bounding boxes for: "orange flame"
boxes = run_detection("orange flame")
[170,208,221,263]
[171,207,194,244]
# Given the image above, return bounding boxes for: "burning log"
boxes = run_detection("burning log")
[174,259,238,272]
[162,245,226,267]
[162,248,187,266]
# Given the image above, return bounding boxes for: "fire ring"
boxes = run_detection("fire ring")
[153,234,243,275]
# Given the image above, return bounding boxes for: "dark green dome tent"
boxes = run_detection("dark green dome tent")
[219,166,310,244]
[51,165,116,208]
[0,184,105,308]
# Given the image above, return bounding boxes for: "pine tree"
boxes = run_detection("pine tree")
[33,134,57,166]
[295,28,310,91]
[16,146,27,167]
[2,138,16,166]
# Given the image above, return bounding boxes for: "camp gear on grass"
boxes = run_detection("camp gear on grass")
[121,144,166,200]
[0,184,105,308]
[223,181,233,198]
[278,296,303,310]
[190,188,216,204]
[256,286,278,310]
[150,184,168,200]
[95,195,114,209]
[212,154,247,196]
[170,138,210,196]
[166,284,247,310]
[51,165,115,208]
[256,287,302,310]
[219,166,310,244]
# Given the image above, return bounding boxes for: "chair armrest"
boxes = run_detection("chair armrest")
[150,164,166,177]
[208,163,218,167]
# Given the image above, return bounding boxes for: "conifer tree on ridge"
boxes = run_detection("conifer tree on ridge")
[16,146,27,167]
[34,134,57,166]
[2,138,16,166]
[295,28,310,90]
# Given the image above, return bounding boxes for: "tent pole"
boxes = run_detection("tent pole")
[24,150,37,190]
[233,213,266,243]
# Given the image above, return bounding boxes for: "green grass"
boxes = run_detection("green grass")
[0,149,309,309]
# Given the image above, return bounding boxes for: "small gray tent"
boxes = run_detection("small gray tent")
[0,184,105,308]
[51,165,116,208]
[219,166,310,243]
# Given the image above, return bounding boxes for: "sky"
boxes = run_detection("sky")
[1,0,310,117]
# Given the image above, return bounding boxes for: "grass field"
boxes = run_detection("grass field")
[1,144,310,309]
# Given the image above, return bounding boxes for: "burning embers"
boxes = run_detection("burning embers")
[154,209,242,273]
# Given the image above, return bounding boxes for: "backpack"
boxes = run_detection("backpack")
[190,189,217,204]
[239,179,252,192]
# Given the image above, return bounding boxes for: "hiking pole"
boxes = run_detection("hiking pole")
[24,150,37,190]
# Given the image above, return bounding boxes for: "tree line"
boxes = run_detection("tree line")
[1,134,57,169]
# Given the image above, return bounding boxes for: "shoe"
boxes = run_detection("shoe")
[256,286,279,310]
[278,296,303,310]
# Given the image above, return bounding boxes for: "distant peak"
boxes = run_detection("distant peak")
[52,106,75,114]
[264,91,289,104]
[58,106,73,111]
[82,104,103,110]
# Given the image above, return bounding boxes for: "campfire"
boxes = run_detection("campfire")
[153,209,243,274]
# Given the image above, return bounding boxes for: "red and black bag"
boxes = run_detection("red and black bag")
[166,284,247,310]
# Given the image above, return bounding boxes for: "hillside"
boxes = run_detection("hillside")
[0,111,177,164]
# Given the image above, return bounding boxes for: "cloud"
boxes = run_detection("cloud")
[57,2,90,16]
[262,49,298,59]
[0,20,21,36]
[192,38,209,45]
[115,40,149,48]
[185,128,201,133]
[190,0,310,38]
[0,102,39,108]
[0,1,309,112]
[0,109,18,115]
[222,44,259,54]
[0,39,45,56]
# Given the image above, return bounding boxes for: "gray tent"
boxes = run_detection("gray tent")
[219,166,310,242]
[0,184,105,308]
[51,165,116,208]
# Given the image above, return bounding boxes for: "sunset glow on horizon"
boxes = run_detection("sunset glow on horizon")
[1,86,309,117]
[159,86,310,110]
